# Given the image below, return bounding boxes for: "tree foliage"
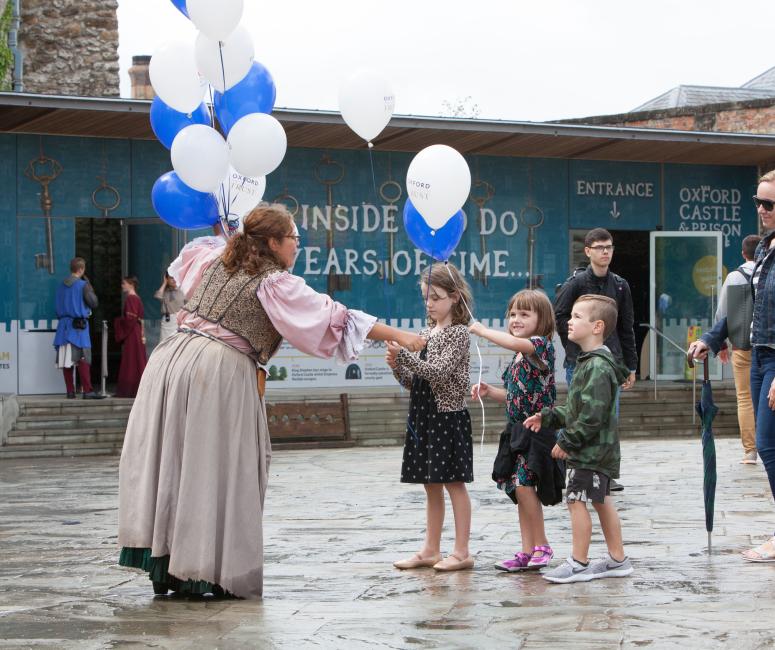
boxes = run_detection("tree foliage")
[0,1,13,92]
[440,96,481,119]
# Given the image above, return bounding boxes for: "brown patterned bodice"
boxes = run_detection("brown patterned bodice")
[181,257,284,364]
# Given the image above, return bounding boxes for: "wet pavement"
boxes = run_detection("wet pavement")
[1,437,775,649]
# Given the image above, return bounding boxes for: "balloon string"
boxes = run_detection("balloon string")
[206,80,229,236]
[367,146,392,326]
[443,261,486,455]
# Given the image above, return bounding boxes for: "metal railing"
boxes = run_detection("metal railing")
[100,320,109,397]
[640,323,709,425]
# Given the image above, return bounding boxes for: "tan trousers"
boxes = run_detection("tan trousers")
[731,349,757,454]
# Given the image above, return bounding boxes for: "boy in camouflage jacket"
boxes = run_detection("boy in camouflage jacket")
[525,295,633,583]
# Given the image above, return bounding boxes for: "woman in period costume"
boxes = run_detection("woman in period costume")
[118,204,424,599]
[114,276,148,398]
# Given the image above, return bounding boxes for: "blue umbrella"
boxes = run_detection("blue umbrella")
[687,353,718,554]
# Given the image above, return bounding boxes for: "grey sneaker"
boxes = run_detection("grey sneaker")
[542,557,594,583]
[589,554,633,579]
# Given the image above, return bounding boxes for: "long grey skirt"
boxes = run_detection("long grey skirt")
[118,332,271,598]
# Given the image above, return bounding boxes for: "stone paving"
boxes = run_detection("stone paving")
[1,437,775,649]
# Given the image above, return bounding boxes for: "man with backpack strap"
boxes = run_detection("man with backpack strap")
[554,229,638,492]
[690,234,761,464]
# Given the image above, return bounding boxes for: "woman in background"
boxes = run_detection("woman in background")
[115,276,147,398]
[154,272,185,343]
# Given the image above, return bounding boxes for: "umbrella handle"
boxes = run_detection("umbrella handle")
[686,352,710,381]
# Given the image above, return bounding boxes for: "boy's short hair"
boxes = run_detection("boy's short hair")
[70,257,86,273]
[584,228,613,247]
[742,234,762,260]
[575,294,618,338]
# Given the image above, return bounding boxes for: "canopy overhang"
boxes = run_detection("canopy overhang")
[1,93,774,167]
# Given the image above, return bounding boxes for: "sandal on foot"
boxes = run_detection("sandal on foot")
[433,553,474,572]
[495,552,534,572]
[393,553,442,569]
[742,537,775,563]
[527,545,554,567]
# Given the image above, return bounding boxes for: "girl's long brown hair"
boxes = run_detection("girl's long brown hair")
[221,203,294,275]
[420,262,473,326]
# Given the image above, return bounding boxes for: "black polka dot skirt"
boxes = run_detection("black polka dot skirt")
[400,351,474,484]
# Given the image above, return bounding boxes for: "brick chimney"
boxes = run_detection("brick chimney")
[128,55,153,100]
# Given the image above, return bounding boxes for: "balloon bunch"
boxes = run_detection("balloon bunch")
[149,0,284,232]
[404,145,471,261]
[336,72,470,261]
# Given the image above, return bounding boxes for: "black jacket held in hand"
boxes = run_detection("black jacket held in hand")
[554,265,637,370]
[492,421,565,507]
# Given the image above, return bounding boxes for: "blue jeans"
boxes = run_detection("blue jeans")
[749,347,775,502]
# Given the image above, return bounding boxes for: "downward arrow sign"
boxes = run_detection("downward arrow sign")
[610,201,621,219]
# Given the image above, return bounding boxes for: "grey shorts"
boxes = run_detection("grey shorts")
[566,468,610,504]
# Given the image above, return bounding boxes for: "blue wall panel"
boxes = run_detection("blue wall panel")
[131,139,171,218]
[16,136,132,218]
[663,163,758,273]
[0,132,762,327]
[569,160,661,230]
[0,134,17,323]
[16,217,75,322]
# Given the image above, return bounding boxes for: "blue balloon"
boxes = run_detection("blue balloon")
[152,172,220,230]
[214,61,277,135]
[170,0,189,18]
[403,198,465,261]
[150,97,211,149]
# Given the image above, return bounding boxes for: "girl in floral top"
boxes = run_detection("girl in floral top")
[470,289,558,572]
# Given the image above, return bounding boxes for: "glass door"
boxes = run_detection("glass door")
[122,219,184,351]
[649,232,722,380]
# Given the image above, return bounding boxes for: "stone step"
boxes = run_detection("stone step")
[5,428,126,446]
[0,441,123,459]
[18,401,134,417]
[13,414,129,430]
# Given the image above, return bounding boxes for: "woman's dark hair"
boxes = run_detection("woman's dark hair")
[222,203,294,275]
[122,276,139,291]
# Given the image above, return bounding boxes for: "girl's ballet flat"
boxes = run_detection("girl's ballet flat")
[433,554,475,572]
[393,553,442,569]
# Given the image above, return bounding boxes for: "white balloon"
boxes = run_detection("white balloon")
[149,40,204,114]
[406,145,472,230]
[338,69,395,143]
[187,0,244,41]
[227,113,287,178]
[217,166,266,228]
[171,125,230,193]
[195,26,254,93]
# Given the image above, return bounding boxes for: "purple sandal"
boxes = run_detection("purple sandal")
[495,552,533,572]
[527,545,554,567]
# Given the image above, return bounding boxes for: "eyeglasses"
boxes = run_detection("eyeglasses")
[285,235,301,243]
[587,245,615,253]
[753,196,775,212]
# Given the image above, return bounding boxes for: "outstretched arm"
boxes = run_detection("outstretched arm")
[472,381,507,403]
[369,322,425,352]
[469,322,536,354]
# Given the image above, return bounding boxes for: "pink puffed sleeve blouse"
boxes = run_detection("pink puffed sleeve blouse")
[169,237,376,363]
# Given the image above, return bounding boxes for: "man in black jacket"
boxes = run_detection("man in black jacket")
[554,229,637,491]
[555,228,638,387]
